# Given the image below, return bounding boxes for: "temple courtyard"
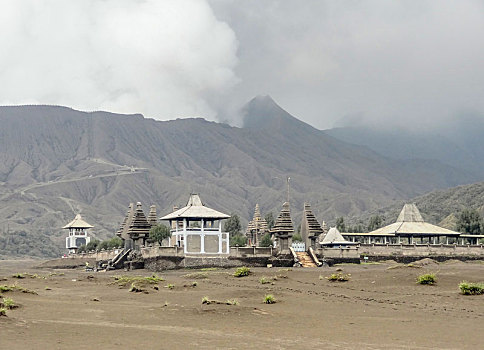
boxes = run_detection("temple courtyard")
[0,259,482,349]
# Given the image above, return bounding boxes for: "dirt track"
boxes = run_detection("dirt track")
[0,259,483,349]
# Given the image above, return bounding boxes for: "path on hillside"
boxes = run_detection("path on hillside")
[0,159,148,201]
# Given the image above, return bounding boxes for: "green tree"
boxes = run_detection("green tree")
[231,234,247,246]
[456,209,483,234]
[149,224,172,245]
[77,244,86,253]
[265,212,275,230]
[259,233,273,247]
[292,233,302,242]
[335,217,346,233]
[97,240,109,251]
[85,239,100,252]
[224,213,242,237]
[107,236,124,249]
[367,215,383,232]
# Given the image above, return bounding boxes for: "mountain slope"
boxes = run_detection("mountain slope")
[0,101,477,258]
[324,117,484,179]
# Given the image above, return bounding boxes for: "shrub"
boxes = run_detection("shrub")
[12,273,26,279]
[202,296,210,304]
[0,307,6,316]
[417,273,436,285]
[234,267,251,277]
[191,282,198,287]
[259,277,270,284]
[326,272,350,282]
[263,294,276,304]
[459,281,484,295]
[165,284,175,290]
[226,299,239,305]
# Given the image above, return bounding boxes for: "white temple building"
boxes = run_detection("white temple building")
[64,214,93,254]
[160,194,230,254]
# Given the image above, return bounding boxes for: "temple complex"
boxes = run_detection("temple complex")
[246,204,269,246]
[161,194,231,254]
[64,214,93,254]
[271,201,294,253]
[300,203,324,249]
[116,202,152,250]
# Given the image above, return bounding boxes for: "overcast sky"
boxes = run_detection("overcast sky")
[1,0,483,129]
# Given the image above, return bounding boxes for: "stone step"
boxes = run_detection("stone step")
[295,251,317,267]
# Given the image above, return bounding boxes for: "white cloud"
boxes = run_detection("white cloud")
[0,0,238,119]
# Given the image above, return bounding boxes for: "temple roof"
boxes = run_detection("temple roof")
[63,214,93,229]
[321,227,353,245]
[246,204,268,233]
[147,205,158,227]
[300,203,324,239]
[369,203,460,236]
[271,202,294,237]
[397,204,424,222]
[161,194,230,220]
[117,202,151,239]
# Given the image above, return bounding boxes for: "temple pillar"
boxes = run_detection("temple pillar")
[200,219,205,254]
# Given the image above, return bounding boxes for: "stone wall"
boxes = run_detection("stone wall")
[359,244,484,258]
[70,249,120,261]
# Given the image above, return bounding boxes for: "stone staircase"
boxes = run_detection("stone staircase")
[295,251,317,267]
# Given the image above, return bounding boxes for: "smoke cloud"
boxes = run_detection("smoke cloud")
[210,0,484,130]
[0,0,238,119]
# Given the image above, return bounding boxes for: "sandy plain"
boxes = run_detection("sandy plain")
[0,259,483,350]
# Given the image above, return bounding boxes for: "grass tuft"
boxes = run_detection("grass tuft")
[1,297,17,309]
[129,283,144,293]
[259,277,271,284]
[234,267,251,277]
[326,272,350,282]
[459,281,484,295]
[417,273,436,285]
[113,275,164,287]
[263,294,276,304]
[183,272,208,279]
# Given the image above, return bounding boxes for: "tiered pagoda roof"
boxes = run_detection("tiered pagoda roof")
[117,202,151,240]
[300,203,324,240]
[147,205,158,227]
[246,204,268,233]
[271,202,294,238]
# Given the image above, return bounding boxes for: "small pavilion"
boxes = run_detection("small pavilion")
[320,227,356,248]
[271,201,294,253]
[300,203,324,249]
[64,214,93,254]
[161,194,230,254]
[246,204,269,246]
